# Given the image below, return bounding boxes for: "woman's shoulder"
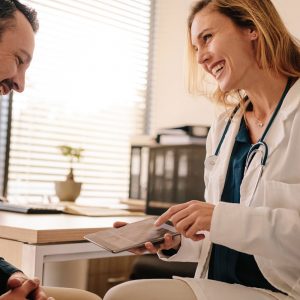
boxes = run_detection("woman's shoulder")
[210,106,238,134]
[206,107,231,154]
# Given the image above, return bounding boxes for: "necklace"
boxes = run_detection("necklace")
[252,110,265,127]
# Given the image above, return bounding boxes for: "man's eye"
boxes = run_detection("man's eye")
[16,56,24,65]
[203,34,212,42]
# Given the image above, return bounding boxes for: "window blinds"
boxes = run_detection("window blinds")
[0,95,11,196]
[7,0,153,203]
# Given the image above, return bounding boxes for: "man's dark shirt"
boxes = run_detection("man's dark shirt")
[0,257,21,294]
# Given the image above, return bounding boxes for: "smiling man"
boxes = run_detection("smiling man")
[0,2,48,298]
[0,1,101,300]
[0,0,36,95]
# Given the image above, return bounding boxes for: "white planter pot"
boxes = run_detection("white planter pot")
[55,179,82,202]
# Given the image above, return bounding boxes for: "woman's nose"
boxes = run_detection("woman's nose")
[197,49,210,65]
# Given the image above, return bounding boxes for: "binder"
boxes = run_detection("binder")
[129,146,149,200]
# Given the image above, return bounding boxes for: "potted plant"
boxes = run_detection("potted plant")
[55,145,84,202]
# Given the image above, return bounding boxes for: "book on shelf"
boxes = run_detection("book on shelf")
[130,135,156,146]
[172,125,210,137]
[158,134,206,145]
[156,125,210,143]
[155,125,210,144]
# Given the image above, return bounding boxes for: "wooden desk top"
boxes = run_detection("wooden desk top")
[0,211,144,244]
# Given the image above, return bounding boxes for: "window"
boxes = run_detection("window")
[0,94,11,196]
[4,0,153,204]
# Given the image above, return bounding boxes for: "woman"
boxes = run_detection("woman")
[104,0,300,299]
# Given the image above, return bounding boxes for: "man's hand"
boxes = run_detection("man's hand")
[113,221,181,254]
[0,277,40,300]
[155,200,215,241]
[6,272,54,300]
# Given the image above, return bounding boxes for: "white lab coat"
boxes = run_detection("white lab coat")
[160,78,300,300]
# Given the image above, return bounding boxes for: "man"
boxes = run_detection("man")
[0,1,101,300]
[0,1,49,298]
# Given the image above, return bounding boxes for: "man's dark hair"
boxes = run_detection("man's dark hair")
[0,0,39,39]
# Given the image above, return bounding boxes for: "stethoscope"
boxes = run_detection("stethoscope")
[213,78,292,205]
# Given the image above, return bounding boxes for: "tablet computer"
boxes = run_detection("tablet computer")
[84,216,179,253]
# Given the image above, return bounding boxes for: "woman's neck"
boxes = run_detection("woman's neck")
[244,73,289,120]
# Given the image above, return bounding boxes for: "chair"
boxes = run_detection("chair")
[130,254,197,280]
[43,286,102,300]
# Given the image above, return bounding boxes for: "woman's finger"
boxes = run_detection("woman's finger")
[155,202,191,226]
[113,221,127,228]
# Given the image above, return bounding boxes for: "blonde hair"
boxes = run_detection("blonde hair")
[187,0,300,106]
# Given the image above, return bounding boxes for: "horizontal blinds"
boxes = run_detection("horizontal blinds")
[7,0,152,203]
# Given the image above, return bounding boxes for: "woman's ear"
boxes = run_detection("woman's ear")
[249,29,258,41]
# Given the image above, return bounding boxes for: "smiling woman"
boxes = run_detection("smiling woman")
[186,0,300,106]
[103,0,300,299]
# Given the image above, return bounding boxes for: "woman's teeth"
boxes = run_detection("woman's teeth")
[212,62,225,77]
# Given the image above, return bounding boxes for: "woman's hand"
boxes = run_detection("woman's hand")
[155,200,215,241]
[113,221,181,254]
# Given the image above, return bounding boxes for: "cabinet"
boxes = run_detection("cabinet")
[146,144,206,215]
[87,256,138,298]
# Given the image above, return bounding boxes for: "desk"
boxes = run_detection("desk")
[0,211,143,284]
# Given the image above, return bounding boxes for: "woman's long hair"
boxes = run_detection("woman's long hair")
[187,0,300,106]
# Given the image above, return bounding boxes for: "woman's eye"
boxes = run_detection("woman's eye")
[203,34,212,42]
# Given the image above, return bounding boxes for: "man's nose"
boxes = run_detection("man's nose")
[12,71,25,93]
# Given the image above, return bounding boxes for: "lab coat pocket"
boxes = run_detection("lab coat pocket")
[264,180,300,211]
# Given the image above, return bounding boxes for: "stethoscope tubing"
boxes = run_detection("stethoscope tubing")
[214,78,292,162]
[212,78,292,203]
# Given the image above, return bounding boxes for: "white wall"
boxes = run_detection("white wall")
[150,0,300,132]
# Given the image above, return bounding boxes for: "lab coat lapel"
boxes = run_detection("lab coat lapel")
[240,78,300,207]
[208,113,242,205]
[265,80,300,158]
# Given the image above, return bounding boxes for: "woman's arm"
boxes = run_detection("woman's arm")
[210,202,300,266]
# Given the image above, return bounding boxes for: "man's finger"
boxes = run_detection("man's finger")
[29,286,49,300]
[7,272,28,289]
[7,277,23,289]
[16,279,39,297]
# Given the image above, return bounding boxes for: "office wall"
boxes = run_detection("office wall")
[150,0,300,132]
